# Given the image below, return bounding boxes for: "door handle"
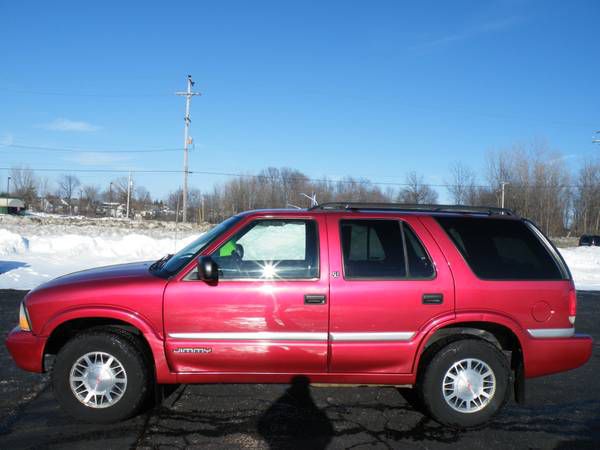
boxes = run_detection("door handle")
[305,294,327,305]
[422,293,443,305]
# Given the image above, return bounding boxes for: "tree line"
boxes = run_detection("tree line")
[2,170,156,218]
[2,142,600,236]
[445,145,594,237]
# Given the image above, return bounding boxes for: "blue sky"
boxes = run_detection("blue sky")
[1,0,599,201]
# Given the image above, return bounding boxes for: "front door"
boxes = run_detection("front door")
[164,215,330,374]
[327,214,455,374]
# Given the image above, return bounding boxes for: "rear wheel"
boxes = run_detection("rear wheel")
[52,329,150,423]
[419,339,511,428]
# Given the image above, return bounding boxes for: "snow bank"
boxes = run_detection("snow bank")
[0,230,29,256]
[0,228,199,290]
[558,246,600,291]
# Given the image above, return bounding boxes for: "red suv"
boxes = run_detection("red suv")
[6,203,593,428]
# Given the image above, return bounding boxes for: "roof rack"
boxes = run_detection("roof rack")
[309,202,518,217]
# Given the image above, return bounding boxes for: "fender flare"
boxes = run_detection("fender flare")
[41,306,176,383]
[41,305,160,338]
[411,310,527,374]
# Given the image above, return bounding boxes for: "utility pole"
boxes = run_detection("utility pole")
[176,75,201,222]
[126,171,132,219]
[500,181,509,208]
[6,176,11,196]
[201,195,205,222]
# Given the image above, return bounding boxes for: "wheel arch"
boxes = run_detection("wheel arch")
[421,321,522,354]
[42,309,176,383]
[45,317,150,355]
[414,317,525,402]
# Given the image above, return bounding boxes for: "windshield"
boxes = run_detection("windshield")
[156,215,242,276]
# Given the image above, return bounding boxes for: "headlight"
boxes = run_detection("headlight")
[19,302,31,331]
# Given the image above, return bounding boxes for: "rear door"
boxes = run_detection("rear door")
[326,214,455,374]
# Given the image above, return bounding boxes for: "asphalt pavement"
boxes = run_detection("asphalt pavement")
[0,289,598,449]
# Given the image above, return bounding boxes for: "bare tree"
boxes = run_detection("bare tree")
[573,158,600,234]
[109,177,130,204]
[446,162,478,205]
[36,176,52,211]
[81,185,101,215]
[397,171,438,204]
[10,166,37,207]
[57,174,81,200]
[135,185,151,208]
[83,184,100,203]
[57,174,81,213]
[166,189,183,214]
[485,144,570,235]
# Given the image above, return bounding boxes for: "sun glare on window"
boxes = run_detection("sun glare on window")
[259,261,279,279]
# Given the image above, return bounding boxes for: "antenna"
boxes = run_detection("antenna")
[300,192,318,207]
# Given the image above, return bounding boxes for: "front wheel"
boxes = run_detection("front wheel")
[52,330,151,423]
[419,339,511,428]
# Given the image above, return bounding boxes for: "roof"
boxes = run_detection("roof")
[309,202,518,218]
[0,197,25,208]
[233,203,519,219]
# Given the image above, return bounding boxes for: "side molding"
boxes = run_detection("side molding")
[527,328,574,338]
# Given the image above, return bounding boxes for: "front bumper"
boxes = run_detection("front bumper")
[5,327,47,373]
[524,333,593,378]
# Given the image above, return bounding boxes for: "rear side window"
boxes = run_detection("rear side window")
[340,220,434,279]
[436,217,563,280]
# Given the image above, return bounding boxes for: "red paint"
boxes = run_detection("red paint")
[5,209,592,388]
[5,327,46,372]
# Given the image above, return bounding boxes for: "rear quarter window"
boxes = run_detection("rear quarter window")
[436,217,564,280]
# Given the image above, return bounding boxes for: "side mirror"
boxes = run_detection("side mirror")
[197,255,219,282]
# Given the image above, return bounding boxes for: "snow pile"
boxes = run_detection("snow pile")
[0,212,205,237]
[558,246,600,291]
[0,230,29,256]
[0,228,199,290]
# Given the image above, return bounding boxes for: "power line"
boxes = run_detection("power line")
[0,143,182,153]
[0,88,170,98]
[0,167,185,174]
[188,170,585,190]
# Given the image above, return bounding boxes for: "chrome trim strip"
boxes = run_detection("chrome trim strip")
[329,332,415,342]
[168,332,328,341]
[527,328,575,338]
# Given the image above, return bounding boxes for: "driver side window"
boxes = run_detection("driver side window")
[211,219,319,280]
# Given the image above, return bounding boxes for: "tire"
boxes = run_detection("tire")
[52,329,151,423]
[419,338,511,428]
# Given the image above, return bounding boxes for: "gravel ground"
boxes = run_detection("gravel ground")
[0,289,598,449]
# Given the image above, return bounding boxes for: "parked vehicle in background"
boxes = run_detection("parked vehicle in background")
[578,234,600,246]
[5,203,593,428]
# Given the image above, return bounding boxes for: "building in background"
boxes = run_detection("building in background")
[0,197,25,214]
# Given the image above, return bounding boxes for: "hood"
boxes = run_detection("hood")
[24,260,168,338]
[34,261,157,291]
